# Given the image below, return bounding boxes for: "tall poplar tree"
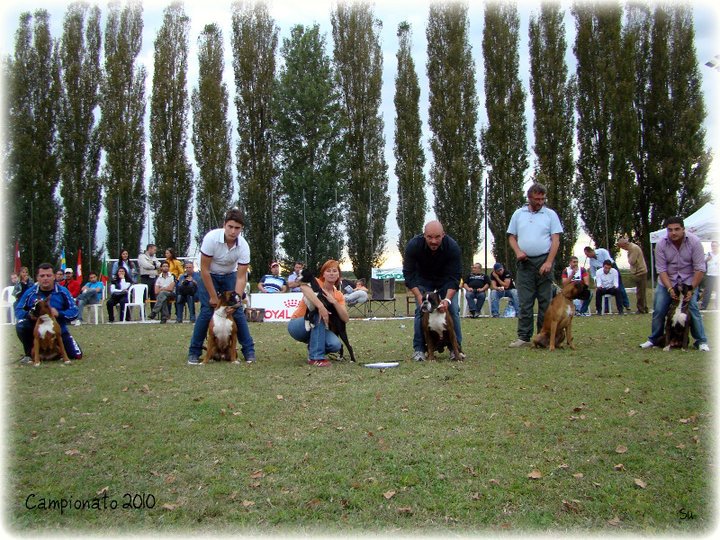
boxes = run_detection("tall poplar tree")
[274,24,344,272]
[573,1,636,252]
[192,23,233,243]
[99,0,147,258]
[6,10,61,270]
[529,2,576,280]
[638,3,709,252]
[331,1,389,279]
[481,2,528,270]
[393,21,426,256]
[231,0,278,273]
[149,1,193,254]
[426,2,482,273]
[58,2,102,272]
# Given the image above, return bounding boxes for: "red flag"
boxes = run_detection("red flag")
[76,248,83,281]
[100,256,108,285]
[14,240,21,273]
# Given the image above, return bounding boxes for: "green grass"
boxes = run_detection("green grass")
[3,312,716,535]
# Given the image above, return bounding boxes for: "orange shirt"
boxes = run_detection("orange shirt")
[291,279,345,318]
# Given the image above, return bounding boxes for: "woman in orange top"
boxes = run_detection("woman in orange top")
[287,259,349,367]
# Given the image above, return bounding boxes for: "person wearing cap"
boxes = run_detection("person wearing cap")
[258,261,288,293]
[60,268,81,298]
[489,262,520,318]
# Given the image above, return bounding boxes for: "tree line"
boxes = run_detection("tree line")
[4,1,709,281]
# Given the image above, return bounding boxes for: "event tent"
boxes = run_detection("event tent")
[649,202,718,286]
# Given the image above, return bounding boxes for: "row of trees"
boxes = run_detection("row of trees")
[4,1,709,281]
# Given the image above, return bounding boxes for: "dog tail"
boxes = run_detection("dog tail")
[672,296,688,326]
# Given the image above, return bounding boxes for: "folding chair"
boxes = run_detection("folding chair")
[87,285,107,325]
[1,286,16,324]
[124,284,148,322]
[368,278,396,317]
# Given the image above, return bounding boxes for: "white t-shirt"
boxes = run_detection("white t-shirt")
[199,228,251,274]
[706,252,720,277]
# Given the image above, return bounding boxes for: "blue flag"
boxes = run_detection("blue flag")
[60,248,66,271]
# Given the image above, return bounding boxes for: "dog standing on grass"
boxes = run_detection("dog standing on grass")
[420,290,463,361]
[532,281,590,351]
[203,291,243,363]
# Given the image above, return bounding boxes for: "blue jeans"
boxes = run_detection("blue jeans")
[649,285,707,347]
[188,272,255,360]
[465,290,487,313]
[413,292,462,353]
[287,312,342,360]
[573,291,592,314]
[16,318,83,359]
[176,294,196,322]
[490,289,520,317]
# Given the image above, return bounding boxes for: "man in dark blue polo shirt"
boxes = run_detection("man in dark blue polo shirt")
[402,220,463,361]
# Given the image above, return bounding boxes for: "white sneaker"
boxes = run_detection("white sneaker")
[639,340,655,349]
[699,343,710,352]
[412,351,426,362]
[509,339,531,348]
[72,320,81,326]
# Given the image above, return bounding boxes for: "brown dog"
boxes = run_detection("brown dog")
[532,281,591,351]
[420,290,463,361]
[31,298,72,366]
[204,291,243,363]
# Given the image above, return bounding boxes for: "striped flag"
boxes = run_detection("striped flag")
[14,240,21,273]
[60,248,66,271]
[76,248,83,281]
[100,256,109,285]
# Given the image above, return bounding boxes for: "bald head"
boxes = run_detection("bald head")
[423,220,445,251]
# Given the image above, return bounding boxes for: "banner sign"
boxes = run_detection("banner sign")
[371,267,404,281]
[249,293,304,322]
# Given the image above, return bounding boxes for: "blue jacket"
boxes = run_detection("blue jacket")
[14,283,79,325]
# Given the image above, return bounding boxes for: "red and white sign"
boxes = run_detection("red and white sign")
[249,293,304,322]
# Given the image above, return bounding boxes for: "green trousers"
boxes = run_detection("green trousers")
[516,254,555,342]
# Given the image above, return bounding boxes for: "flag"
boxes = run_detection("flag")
[14,240,21,273]
[100,256,109,285]
[76,248,83,281]
[60,248,66,271]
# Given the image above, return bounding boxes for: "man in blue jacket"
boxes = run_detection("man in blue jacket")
[15,262,82,364]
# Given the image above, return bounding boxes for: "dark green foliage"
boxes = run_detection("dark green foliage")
[58,3,103,273]
[394,21,426,257]
[573,1,636,254]
[273,25,344,272]
[6,10,61,270]
[99,1,147,258]
[481,2,528,272]
[331,2,389,280]
[192,23,233,243]
[231,1,278,274]
[149,2,193,255]
[529,3,576,280]
[426,2,483,274]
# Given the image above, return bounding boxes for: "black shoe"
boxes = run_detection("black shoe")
[149,312,156,320]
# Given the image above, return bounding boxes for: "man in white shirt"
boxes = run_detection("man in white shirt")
[594,260,624,315]
[149,262,176,323]
[700,241,719,310]
[187,208,256,365]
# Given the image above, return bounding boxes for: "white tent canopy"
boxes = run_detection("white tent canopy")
[649,202,718,243]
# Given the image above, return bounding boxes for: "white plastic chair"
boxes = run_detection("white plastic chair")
[1,286,16,324]
[87,285,107,325]
[123,284,148,322]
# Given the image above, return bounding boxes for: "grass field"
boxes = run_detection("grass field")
[2,311,716,535]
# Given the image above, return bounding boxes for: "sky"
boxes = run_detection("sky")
[1,0,719,271]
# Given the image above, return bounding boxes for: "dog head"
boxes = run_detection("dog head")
[420,290,442,314]
[561,281,591,302]
[217,291,243,309]
[30,297,53,319]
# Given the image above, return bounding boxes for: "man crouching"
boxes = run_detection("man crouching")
[15,263,83,364]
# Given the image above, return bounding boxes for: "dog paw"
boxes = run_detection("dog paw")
[663,345,671,352]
